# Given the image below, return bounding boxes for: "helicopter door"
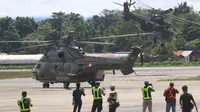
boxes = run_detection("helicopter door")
[63,63,79,74]
[50,63,55,69]
[69,63,78,74]
[56,63,64,72]
[50,62,64,72]
[78,64,84,73]
[64,63,71,73]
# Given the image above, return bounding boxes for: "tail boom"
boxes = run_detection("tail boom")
[120,46,141,75]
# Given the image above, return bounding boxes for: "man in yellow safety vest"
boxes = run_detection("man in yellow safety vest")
[17,91,33,112]
[91,81,105,112]
[141,81,155,112]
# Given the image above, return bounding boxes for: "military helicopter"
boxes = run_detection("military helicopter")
[112,0,200,49]
[113,0,174,42]
[0,31,154,88]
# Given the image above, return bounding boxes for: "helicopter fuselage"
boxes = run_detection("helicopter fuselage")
[32,56,126,83]
[32,46,141,88]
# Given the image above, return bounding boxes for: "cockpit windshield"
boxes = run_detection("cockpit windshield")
[36,63,41,69]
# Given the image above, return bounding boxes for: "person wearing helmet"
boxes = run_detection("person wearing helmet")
[163,82,179,112]
[141,80,155,112]
[180,85,198,112]
[91,81,105,112]
[107,84,120,112]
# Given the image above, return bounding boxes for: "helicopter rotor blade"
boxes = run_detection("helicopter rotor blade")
[131,2,136,5]
[113,2,123,6]
[135,0,200,27]
[170,15,200,26]
[89,32,154,40]
[129,0,136,6]
[12,42,56,51]
[0,40,56,43]
[75,41,115,45]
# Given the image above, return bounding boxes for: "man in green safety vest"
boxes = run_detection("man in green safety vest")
[17,91,33,112]
[91,81,105,112]
[141,81,155,112]
[107,84,120,112]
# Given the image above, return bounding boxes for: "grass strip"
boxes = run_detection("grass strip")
[159,76,200,81]
[0,65,34,69]
[0,72,32,79]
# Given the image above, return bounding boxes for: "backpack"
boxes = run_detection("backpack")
[168,88,175,99]
[165,88,176,101]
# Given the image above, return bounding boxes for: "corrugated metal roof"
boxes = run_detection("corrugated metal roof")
[174,51,183,56]
[174,51,193,57]
[0,54,43,60]
[182,51,193,57]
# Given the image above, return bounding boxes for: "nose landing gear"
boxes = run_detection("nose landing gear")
[63,82,70,89]
[43,82,50,88]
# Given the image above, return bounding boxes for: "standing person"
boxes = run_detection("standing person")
[163,82,179,112]
[180,85,198,112]
[72,83,85,112]
[91,82,105,112]
[17,91,33,112]
[141,81,155,112]
[107,84,120,112]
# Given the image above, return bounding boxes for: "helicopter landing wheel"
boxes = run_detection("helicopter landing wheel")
[63,82,70,89]
[43,83,50,88]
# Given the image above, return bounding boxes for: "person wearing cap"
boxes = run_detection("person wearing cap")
[107,84,120,112]
[17,91,33,112]
[163,82,179,112]
[72,83,85,112]
[91,81,105,112]
[141,81,155,112]
[180,85,198,112]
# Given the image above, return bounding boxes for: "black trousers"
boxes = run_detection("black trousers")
[73,103,82,112]
[109,105,117,112]
[91,99,103,112]
[182,108,192,112]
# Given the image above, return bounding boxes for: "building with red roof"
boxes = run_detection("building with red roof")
[174,50,196,62]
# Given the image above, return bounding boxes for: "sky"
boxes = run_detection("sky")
[0,0,200,19]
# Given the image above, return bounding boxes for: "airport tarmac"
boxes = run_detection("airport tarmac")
[1,67,200,112]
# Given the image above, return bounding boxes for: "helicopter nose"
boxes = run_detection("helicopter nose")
[32,70,39,80]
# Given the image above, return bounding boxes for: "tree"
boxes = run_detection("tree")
[174,2,193,15]
[15,17,38,37]
[51,11,66,38]
[0,17,21,52]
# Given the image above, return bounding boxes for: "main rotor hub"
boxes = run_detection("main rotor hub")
[68,31,75,36]
[59,33,75,47]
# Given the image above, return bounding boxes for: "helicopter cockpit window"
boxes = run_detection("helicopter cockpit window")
[54,64,57,69]
[36,63,41,69]
[69,47,84,58]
